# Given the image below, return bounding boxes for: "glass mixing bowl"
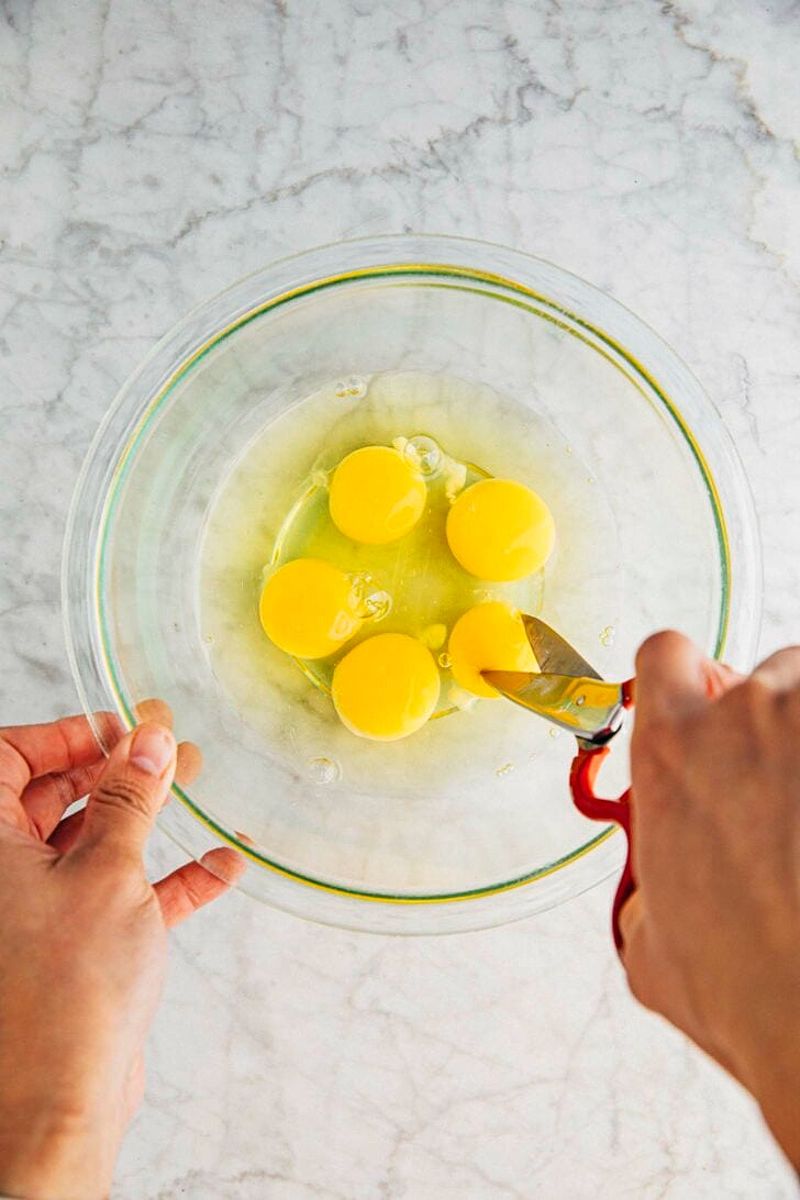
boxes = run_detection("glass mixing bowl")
[63,235,761,933]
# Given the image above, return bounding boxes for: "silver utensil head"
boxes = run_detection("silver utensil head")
[521,615,603,681]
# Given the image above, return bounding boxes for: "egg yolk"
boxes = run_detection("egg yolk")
[446,478,555,581]
[259,558,362,659]
[329,445,427,545]
[448,602,538,698]
[332,633,440,741]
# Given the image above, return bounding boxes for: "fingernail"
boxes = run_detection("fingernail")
[129,725,175,777]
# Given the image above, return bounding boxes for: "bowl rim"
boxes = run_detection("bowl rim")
[62,233,763,932]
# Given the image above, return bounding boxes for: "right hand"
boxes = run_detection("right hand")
[622,632,800,1169]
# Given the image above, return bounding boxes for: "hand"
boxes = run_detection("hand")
[0,703,244,1200]
[621,632,800,1169]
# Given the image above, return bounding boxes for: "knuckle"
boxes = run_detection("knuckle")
[56,764,95,806]
[72,764,97,799]
[720,676,771,732]
[635,630,685,674]
[757,645,800,674]
[181,874,208,910]
[51,770,77,807]
[731,675,767,704]
[95,710,125,749]
[91,775,154,820]
[776,685,800,728]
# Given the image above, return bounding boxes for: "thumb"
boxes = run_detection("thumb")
[73,722,176,861]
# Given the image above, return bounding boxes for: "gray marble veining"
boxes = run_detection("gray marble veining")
[2,0,799,1195]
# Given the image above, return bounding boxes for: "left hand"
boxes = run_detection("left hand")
[0,702,244,1200]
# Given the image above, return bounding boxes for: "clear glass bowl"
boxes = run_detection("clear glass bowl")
[63,235,762,933]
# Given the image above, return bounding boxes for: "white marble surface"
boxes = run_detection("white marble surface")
[2,0,800,1195]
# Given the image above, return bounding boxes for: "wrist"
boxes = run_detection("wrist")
[0,1102,118,1200]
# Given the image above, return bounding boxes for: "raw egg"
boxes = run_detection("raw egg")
[332,633,440,740]
[259,558,362,659]
[448,602,538,698]
[329,445,427,544]
[446,478,555,581]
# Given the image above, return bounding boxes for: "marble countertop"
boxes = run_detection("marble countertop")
[2,0,800,1195]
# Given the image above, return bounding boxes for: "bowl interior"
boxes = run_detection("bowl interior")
[66,242,760,932]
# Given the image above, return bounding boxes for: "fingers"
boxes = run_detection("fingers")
[154,848,245,927]
[134,699,174,729]
[0,713,118,835]
[635,632,719,726]
[3,701,173,793]
[0,701,189,847]
[0,711,123,796]
[70,723,176,863]
[750,646,800,693]
[21,759,107,840]
[636,634,800,732]
[15,702,173,841]
[173,740,203,786]
[49,738,202,854]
